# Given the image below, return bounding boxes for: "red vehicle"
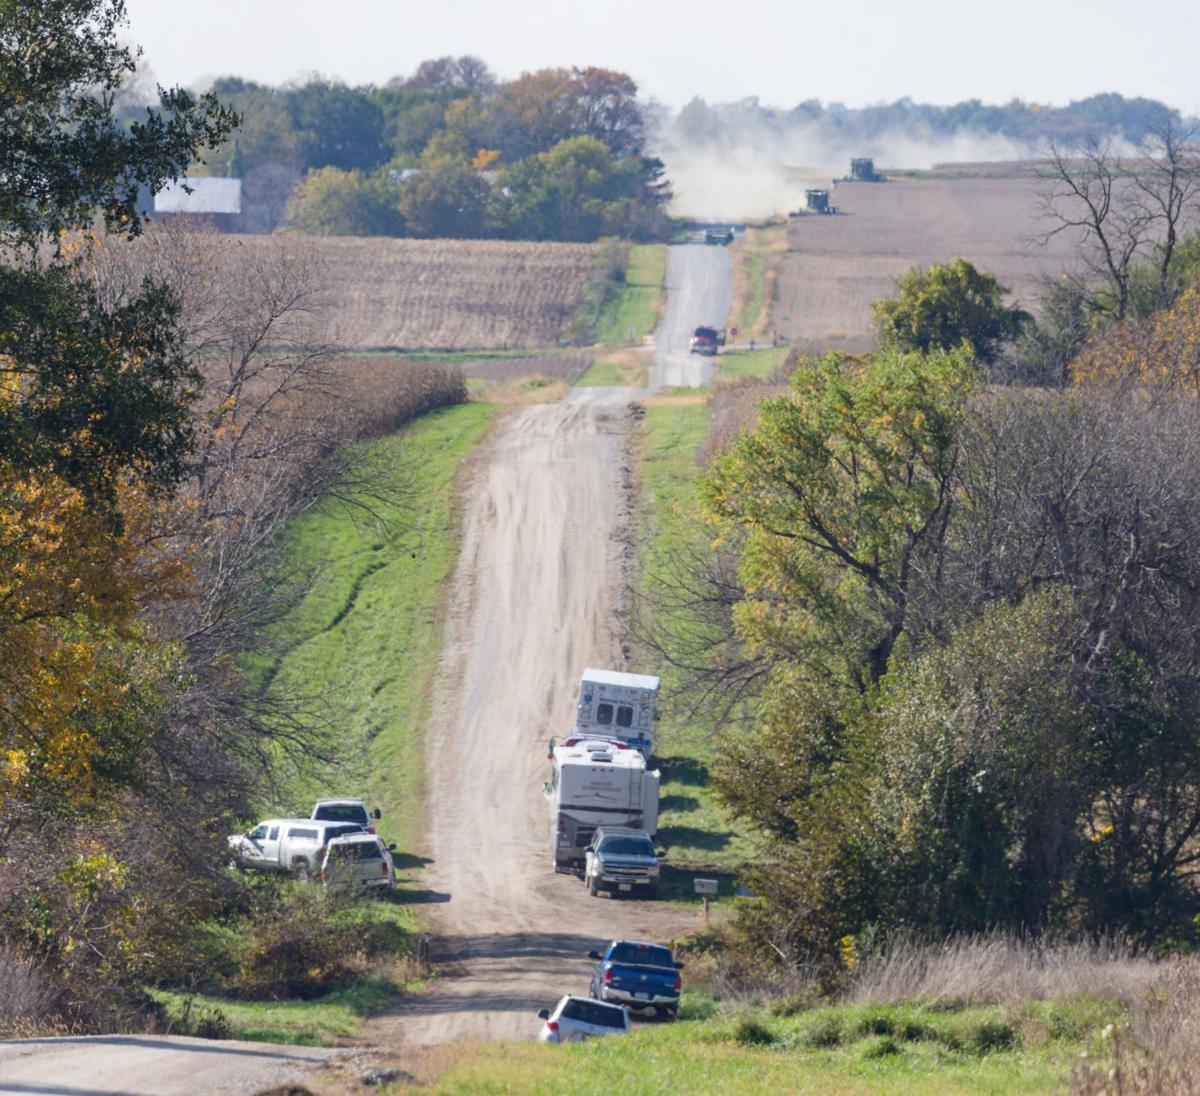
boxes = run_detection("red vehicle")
[689,326,720,356]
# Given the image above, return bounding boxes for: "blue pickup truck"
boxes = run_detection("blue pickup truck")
[587,940,683,1019]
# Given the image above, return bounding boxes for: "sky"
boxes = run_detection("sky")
[123,0,1199,114]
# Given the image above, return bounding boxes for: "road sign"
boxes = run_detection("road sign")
[693,878,719,896]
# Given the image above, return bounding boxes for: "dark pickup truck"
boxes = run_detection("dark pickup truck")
[588,939,683,1019]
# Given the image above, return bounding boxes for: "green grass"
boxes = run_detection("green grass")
[394,997,1122,1094]
[575,351,650,387]
[596,244,668,346]
[717,346,791,381]
[634,395,753,891]
[249,402,499,857]
[730,223,786,339]
[153,975,398,1046]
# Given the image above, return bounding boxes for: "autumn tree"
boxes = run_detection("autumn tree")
[284,166,402,236]
[872,258,1030,363]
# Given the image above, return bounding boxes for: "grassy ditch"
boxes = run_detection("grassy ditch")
[716,345,792,382]
[730,222,788,341]
[250,402,499,853]
[596,243,668,346]
[393,995,1121,1094]
[575,350,650,387]
[633,392,752,896]
[159,402,499,1045]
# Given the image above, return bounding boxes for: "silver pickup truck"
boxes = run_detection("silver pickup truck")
[228,818,366,879]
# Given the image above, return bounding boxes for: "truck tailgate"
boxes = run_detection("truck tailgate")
[608,964,678,997]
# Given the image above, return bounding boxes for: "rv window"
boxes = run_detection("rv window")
[596,702,614,725]
[616,705,633,728]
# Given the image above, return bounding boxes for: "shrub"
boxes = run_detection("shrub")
[733,1015,777,1046]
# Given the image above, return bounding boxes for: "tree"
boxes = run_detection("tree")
[872,258,1030,363]
[397,155,488,238]
[0,0,237,249]
[1037,123,1200,320]
[703,345,979,689]
[283,79,386,173]
[284,166,402,236]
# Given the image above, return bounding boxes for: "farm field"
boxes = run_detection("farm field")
[236,236,606,350]
[776,175,1079,354]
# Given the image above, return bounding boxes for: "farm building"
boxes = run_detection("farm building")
[152,177,243,231]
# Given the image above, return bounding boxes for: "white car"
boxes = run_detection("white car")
[311,798,382,834]
[319,833,395,895]
[536,995,630,1044]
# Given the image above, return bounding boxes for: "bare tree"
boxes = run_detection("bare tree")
[1036,122,1200,320]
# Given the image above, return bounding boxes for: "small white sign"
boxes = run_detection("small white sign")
[693,878,719,896]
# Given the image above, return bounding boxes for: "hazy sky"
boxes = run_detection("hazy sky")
[123,0,1199,113]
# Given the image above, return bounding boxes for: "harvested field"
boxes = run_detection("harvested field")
[453,352,591,383]
[776,176,1080,355]
[236,236,604,351]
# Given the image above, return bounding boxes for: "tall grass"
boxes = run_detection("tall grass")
[847,933,1160,1009]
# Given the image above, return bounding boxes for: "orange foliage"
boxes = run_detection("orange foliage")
[1072,288,1200,394]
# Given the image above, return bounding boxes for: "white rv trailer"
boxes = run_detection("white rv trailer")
[574,668,660,757]
[545,736,660,871]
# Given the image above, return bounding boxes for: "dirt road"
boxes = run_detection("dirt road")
[362,387,695,1049]
[651,243,733,388]
[0,1035,338,1095]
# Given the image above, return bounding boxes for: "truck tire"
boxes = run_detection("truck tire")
[656,1006,678,1021]
[293,861,310,882]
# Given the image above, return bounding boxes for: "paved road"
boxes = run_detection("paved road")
[651,243,733,389]
[0,1035,338,1095]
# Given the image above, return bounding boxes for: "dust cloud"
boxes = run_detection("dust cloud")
[653,118,1036,221]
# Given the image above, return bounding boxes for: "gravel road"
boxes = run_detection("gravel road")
[651,243,733,389]
[0,1035,338,1095]
[360,387,694,1050]
[1,244,732,1092]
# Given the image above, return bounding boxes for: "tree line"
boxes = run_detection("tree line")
[669,91,1187,155]
[1,1,466,1030]
[639,127,1200,968]
[151,61,672,241]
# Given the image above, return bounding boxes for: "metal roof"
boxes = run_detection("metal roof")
[154,177,242,214]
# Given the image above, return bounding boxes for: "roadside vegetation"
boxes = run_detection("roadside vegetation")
[729,221,787,340]
[596,243,668,345]
[575,351,650,387]
[392,934,1181,1093]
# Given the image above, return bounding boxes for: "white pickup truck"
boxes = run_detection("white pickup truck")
[228,818,367,879]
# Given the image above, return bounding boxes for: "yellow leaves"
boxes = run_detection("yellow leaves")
[0,460,187,807]
[472,148,501,171]
[1073,288,1200,394]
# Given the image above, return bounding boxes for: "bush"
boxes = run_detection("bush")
[733,1015,777,1046]
[0,949,58,1036]
[228,891,359,1001]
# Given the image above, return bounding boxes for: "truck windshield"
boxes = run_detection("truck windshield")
[329,841,382,861]
[610,943,673,967]
[314,803,369,823]
[599,836,654,857]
